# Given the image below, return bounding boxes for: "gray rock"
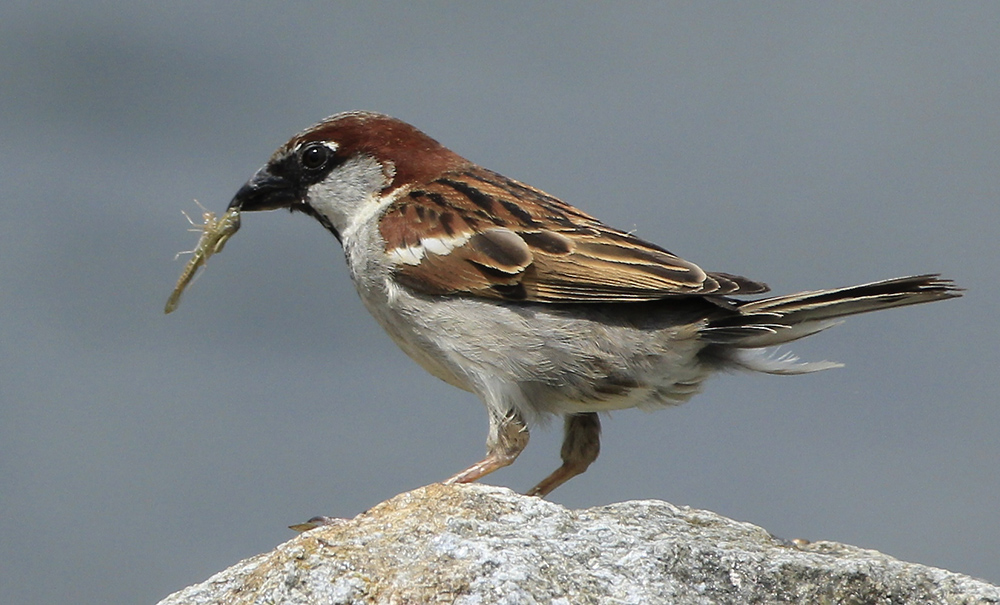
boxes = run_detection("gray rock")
[158,484,999,604]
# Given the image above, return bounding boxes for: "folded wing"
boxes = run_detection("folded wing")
[379,167,768,302]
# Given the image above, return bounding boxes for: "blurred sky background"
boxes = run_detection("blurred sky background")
[2,3,999,603]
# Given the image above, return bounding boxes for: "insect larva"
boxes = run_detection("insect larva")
[165,201,241,314]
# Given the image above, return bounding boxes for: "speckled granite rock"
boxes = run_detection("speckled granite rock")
[157,483,999,604]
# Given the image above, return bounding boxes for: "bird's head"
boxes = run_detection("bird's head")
[229,111,468,242]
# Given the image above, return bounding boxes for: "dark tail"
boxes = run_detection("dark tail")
[701,274,961,374]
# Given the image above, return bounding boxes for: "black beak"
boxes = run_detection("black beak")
[228,166,301,212]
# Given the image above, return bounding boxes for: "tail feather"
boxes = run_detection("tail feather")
[706,274,961,350]
[736,274,960,320]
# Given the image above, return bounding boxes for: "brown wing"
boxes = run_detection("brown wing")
[379,166,768,302]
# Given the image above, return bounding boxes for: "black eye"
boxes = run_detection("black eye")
[300,144,330,171]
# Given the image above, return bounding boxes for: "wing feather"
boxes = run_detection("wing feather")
[379,166,768,302]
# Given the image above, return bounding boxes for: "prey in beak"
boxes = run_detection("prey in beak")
[164,159,326,313]
[164,202,241,314]
[166,127,372,314]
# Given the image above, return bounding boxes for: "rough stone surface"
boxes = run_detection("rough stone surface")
[158,484,999,604]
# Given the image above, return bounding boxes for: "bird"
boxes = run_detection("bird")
[225,110,960,498]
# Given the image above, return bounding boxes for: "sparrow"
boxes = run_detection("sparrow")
[226,111,960,497]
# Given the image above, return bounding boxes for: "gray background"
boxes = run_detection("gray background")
[2,3,998,603]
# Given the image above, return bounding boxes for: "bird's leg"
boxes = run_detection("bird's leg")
[444,410,529,485]
[526,412,601,498]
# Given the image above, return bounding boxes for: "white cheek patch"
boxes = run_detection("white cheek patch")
[386,233,473,266]
[307,154,391,237]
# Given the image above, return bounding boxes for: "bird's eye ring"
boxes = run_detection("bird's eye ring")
[300,144,330,171]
